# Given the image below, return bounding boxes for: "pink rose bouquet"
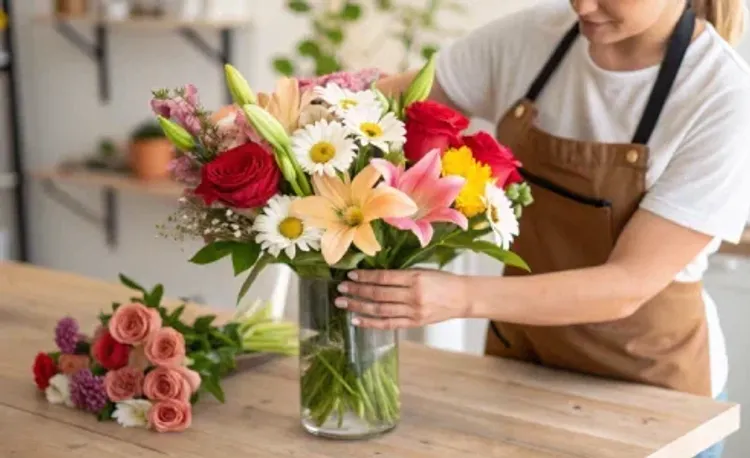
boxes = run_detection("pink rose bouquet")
[32,274,298,433]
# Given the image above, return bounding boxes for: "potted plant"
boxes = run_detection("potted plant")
[128,121,175,180]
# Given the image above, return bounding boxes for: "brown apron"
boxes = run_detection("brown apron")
[485,7,712,396]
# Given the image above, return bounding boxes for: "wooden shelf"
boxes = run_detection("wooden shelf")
[34,14,251,29]
[719,226,750,258]
[31,168,184,198]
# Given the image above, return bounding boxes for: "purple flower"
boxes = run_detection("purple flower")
[54,317,79,354]
[298,68,384,93]
[70,369,108,413]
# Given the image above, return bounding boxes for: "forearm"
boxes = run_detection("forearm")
[466,264,654,326]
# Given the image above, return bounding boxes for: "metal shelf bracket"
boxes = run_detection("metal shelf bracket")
[40,179,118,248]
[54,22,109,102]
[177,27,233,103]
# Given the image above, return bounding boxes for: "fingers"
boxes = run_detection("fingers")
[347,269,415,287]
[335,297,416,319]
[338,281,412,304]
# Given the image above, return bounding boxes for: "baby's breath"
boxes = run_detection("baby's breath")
[156,196,256,243]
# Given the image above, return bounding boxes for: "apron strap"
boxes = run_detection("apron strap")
[631,8,696,144]
[524,23,580,102]
[523,7,697,145]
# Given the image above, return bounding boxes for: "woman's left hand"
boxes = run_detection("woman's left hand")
[335,269,471,329]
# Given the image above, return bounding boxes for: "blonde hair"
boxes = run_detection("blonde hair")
[692,0,747,45]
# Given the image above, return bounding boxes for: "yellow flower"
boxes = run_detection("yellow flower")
[442,146,493,218]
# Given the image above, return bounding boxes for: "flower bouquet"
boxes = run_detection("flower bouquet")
[153,57,532,439]
[32,274,298,433]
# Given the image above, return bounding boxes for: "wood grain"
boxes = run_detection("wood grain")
[34,15,251,29]
[0,261,740,457]
[31,168,185,198]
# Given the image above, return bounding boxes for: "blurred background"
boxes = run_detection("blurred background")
[1,0,749,455]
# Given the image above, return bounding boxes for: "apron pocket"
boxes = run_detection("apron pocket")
[516,168,615,272]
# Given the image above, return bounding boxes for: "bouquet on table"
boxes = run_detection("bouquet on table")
[32,275,297,433]
[153,57,532,438]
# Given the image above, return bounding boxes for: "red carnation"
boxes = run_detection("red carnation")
[403,100,469,163]
[462,132,523,188]
[92,330,131,371]
[33,352,58,391]
[194,142,281,209]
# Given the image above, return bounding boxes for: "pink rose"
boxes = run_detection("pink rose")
[143,366,192,402]
[148,399,192,433]
[109,303,162,346]
[172,366,202,393]
[104,367,145,402]
[144,328,186,368]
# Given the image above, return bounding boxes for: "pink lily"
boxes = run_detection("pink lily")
[371,149,468,247]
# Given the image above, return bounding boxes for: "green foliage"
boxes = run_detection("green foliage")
[130,120,166,140]
[273,0,466,77]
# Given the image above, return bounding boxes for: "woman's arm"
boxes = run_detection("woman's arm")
[338,209,713,329]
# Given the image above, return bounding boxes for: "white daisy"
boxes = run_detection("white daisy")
[45,374,74,407]
[112,399,152,428]
[343,107,406,152]
[315,83,382,116]
[483,183,520,250]
[254,195,322,259]
[292,119,356,176]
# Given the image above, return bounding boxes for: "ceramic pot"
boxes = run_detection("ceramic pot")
[129,138,175,180]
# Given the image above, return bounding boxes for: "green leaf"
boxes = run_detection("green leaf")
[341,3,362,20]
[433,246,460,269]
[421,44,439,60]
[231,242,261,276]
[119,274,146,293]
[91,363,107,376]
[98,312,112,328]
[202,375,226,403]
[237,254,273,305]
[315,55,341,75]
[324,28,344,44]
[297,39,321,57]
[222,322,243,347]
[332,252,366,270]
[272,57,295,76]
[295,264,333,279]
[74,341,91,355]
[189,241,237,265]
[288,251,325,266]
[168,304,186,323]
[444,239,530,272]
[376,0,393,9]
[97,402,116,422]
[144,284,164,308]
[287,0,310,12]
[193,315,217,333]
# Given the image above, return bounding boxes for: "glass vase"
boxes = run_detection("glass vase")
[298,276,400,440]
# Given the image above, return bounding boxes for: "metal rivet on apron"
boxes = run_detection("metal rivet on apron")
[514,104,526,118]
[626,149,639,164]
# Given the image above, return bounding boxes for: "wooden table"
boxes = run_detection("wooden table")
[0,262,740,457]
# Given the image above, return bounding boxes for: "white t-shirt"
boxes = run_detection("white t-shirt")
[436,0,750,397]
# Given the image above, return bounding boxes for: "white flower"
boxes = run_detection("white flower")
[253,195,322,259]
[112,399,153,428]
[315,83,382,116]
[292,119,356,176]
[483,183,520,250]
[45,374,73,407]
[343,107,406,152]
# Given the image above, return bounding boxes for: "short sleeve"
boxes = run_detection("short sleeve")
[640,89,750,244]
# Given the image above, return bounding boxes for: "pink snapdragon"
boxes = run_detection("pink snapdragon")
[298,68,384,93]
[150,84,202,135]
[371,149,468,247]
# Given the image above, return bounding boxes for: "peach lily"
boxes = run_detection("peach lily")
[290,165,418,265]
[371,149,468,247]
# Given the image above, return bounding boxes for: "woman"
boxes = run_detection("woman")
[337,1,750,456]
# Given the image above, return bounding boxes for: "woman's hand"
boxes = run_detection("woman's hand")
[335,269,472,329]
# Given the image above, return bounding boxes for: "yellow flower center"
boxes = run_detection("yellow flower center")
[342,206,364,227]
[278,217,304,239]
[309,141,336,164]
[360,122,383,139]
[340,99,358,110]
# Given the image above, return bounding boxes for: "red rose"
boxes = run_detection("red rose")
[404,101,469,163]
[194,142,281,209]
[33,352,58,391]
[92,330,131,371]
[462,132,523,188]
